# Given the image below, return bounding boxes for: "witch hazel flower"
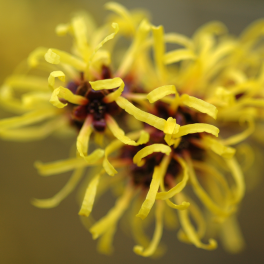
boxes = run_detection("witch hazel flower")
[1,2,264,257]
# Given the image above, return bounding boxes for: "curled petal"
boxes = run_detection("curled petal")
[164,49,196,65]
[133,144,171,167]
[32,167,84,208]
[174,123,219,138]
[50,86,88,108]
[134,201,164,257]
[103,130,149,176]
[89,22,119,63]
[221,119,254,146]
[89,186,133,239]
[136,155,170,220]
[164,33,193,49]
[176,194,217,250]
[48,71,65,90]
[225,157,245,204]
[156,156,189,200]
[89,77,124,103]
[202,136,236,159]
[106,114,149,146]
[105,2,135,34]
[180,94,218,119]
[27,47,49,67]
[147,85,179,104]
[45,48,86,71]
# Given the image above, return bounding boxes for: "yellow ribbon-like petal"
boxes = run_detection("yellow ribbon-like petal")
[45,48,86,71]
[32,167,84,208]
[134,201,164,257]
[79,170,105,217]
[176,194,217,250]
[147,85,179,103]
[106,114,149,146]
[76,115,104,163]
[174,123,219,138]
[136,155,170,220]
[180,94,218,119]
[89,77,124,103]
[89,186,133,239]
[156,156,189,200]
[48,71,66,90]
[133,144,171,167]
[50,86,88,108]
[164,49,196,65]
[116,96,166,131]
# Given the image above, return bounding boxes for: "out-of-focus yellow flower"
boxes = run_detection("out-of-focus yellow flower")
[1,2,264,257]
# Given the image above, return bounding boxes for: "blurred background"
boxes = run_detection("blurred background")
[1,0,264,263]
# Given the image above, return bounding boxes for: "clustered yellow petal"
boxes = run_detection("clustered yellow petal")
[1,1,264,258]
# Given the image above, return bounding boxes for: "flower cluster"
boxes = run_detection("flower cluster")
[1,2,264,257]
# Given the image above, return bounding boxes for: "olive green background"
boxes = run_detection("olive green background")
[1,0,264,263]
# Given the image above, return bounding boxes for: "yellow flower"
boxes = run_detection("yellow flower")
[1,2,264,257]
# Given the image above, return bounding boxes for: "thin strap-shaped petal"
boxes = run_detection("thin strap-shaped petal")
[0,117,66,141]
[76,115,104,163]
[192,160,231,200]
[35,157,87,176]
[164,49,196,65]
[89,77,124,103]
[202,136,236,159]
[152,25,166,82]
[133,144,171,167]
[186,155,231,217]
[103,130,149,176]
[158,162,190,210]
[220,215,245,253]
[222,119,254,146]
[156,156,189,200]
[240,19,264,43]
[177,195,206,242]
[27,47,48,67]
[5,75,48,91]
[22,92,51,107]
[134,201,164,257]
[72,16,89,56]
[97,224,117,255]
[147,85,178,103]
[117,19,150,77]
[0,108,57,130]
[174,123,219,138]
[116,96,166,131]
[45,48,86,71]
[89,185,133,239]
[164,33,193,49]
[48,71,66,90]
[180,94,218,119]
[176,194,217,250]
[89,23,119,63]
[106,114,149,146]
[50,86,88,108]
[79,169,105,217]
[225,157,245,204]
[105,2,135,34]
[32,167,84,208]
[136,155,170,220]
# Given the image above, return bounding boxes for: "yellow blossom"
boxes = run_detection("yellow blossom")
[1,2,264,257]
